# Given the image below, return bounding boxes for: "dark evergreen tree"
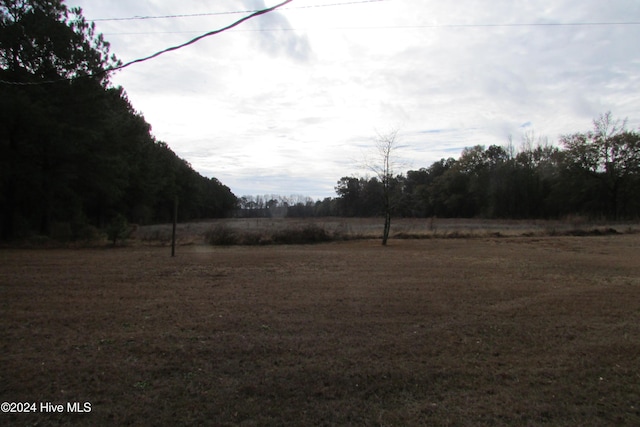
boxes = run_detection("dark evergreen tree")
[1,0,237,240]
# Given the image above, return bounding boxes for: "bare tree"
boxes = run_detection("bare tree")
[560,111,640,219]
[366,129,404,246]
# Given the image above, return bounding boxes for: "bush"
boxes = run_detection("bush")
[205,224,339,246]
[205,225,239,246]
[240,231,271,245]
[74,223,103,242]
[106,214,130,245]
[50,222,73,242]
[50,220,103,243]
[272,224,334,244]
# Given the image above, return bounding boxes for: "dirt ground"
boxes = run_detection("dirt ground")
[2,233,640,426]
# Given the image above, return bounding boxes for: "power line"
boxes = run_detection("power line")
[109,0,294,73]
[101,20,640,36]
[415,21,640,28]
[92,9,250,22]
[89,0,388,23]
[0,0,293,85]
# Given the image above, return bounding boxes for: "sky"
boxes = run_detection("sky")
[67,0,640,200]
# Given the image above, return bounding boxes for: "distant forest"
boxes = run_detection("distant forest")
[2,2,639,242]
[1,1,236,240]
[241,113,640,221]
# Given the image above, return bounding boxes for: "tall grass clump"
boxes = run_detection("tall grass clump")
[205,224,341,246]
[272,224,336,244]
[205,225,239,246]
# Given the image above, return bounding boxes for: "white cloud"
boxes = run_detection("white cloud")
[69,0,640,199]
[242,0,313,62]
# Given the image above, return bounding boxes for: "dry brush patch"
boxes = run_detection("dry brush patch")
[1,235,640,426]
[131,217,640,247]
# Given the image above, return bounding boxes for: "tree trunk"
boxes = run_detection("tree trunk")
[382,211,391,246]
[1,182,15,240]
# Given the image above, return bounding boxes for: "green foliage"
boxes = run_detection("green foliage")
[0,2,237,241]
[329,114,639,221]
[559,112,640,219]
[0,0,120,84]
[106,213,129,245]
[47,219,101,243]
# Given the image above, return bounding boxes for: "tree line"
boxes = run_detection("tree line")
[335,114,640,220]
[1,0,237,240]
[242,114,640,221]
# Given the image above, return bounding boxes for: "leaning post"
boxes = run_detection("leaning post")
[171,196,178,257]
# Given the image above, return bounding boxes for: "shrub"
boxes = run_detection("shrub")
[205,225,238,246]
[240,231,270,245]
[50,222,73,242]
[74,223,103,242]
[50,220,103,243]
[272,224,334,244]
[106,214,130,245]
[205,224,339,246]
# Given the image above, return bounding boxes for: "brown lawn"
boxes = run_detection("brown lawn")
[1,232,640,426]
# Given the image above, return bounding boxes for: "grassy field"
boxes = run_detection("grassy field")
[134,217,640,246]
[2,220,640,425]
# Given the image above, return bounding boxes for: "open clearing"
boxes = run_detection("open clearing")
[2,230,640,425]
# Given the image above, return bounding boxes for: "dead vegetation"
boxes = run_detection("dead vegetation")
[133,217,640,247]
[1,225,640,425]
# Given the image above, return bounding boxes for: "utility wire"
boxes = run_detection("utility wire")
[90,0,387,22]
[102,20,640,36]
[92,9,251,21]
[414,21,640,28]
[108,0,293,73]
[0,0,294,85]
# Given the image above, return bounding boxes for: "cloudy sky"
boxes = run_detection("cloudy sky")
[67,0,640,199]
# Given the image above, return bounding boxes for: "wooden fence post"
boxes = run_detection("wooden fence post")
[171,197,178,257]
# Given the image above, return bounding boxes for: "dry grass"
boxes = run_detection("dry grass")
[134,217,640,246]
[2,228,640,425]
